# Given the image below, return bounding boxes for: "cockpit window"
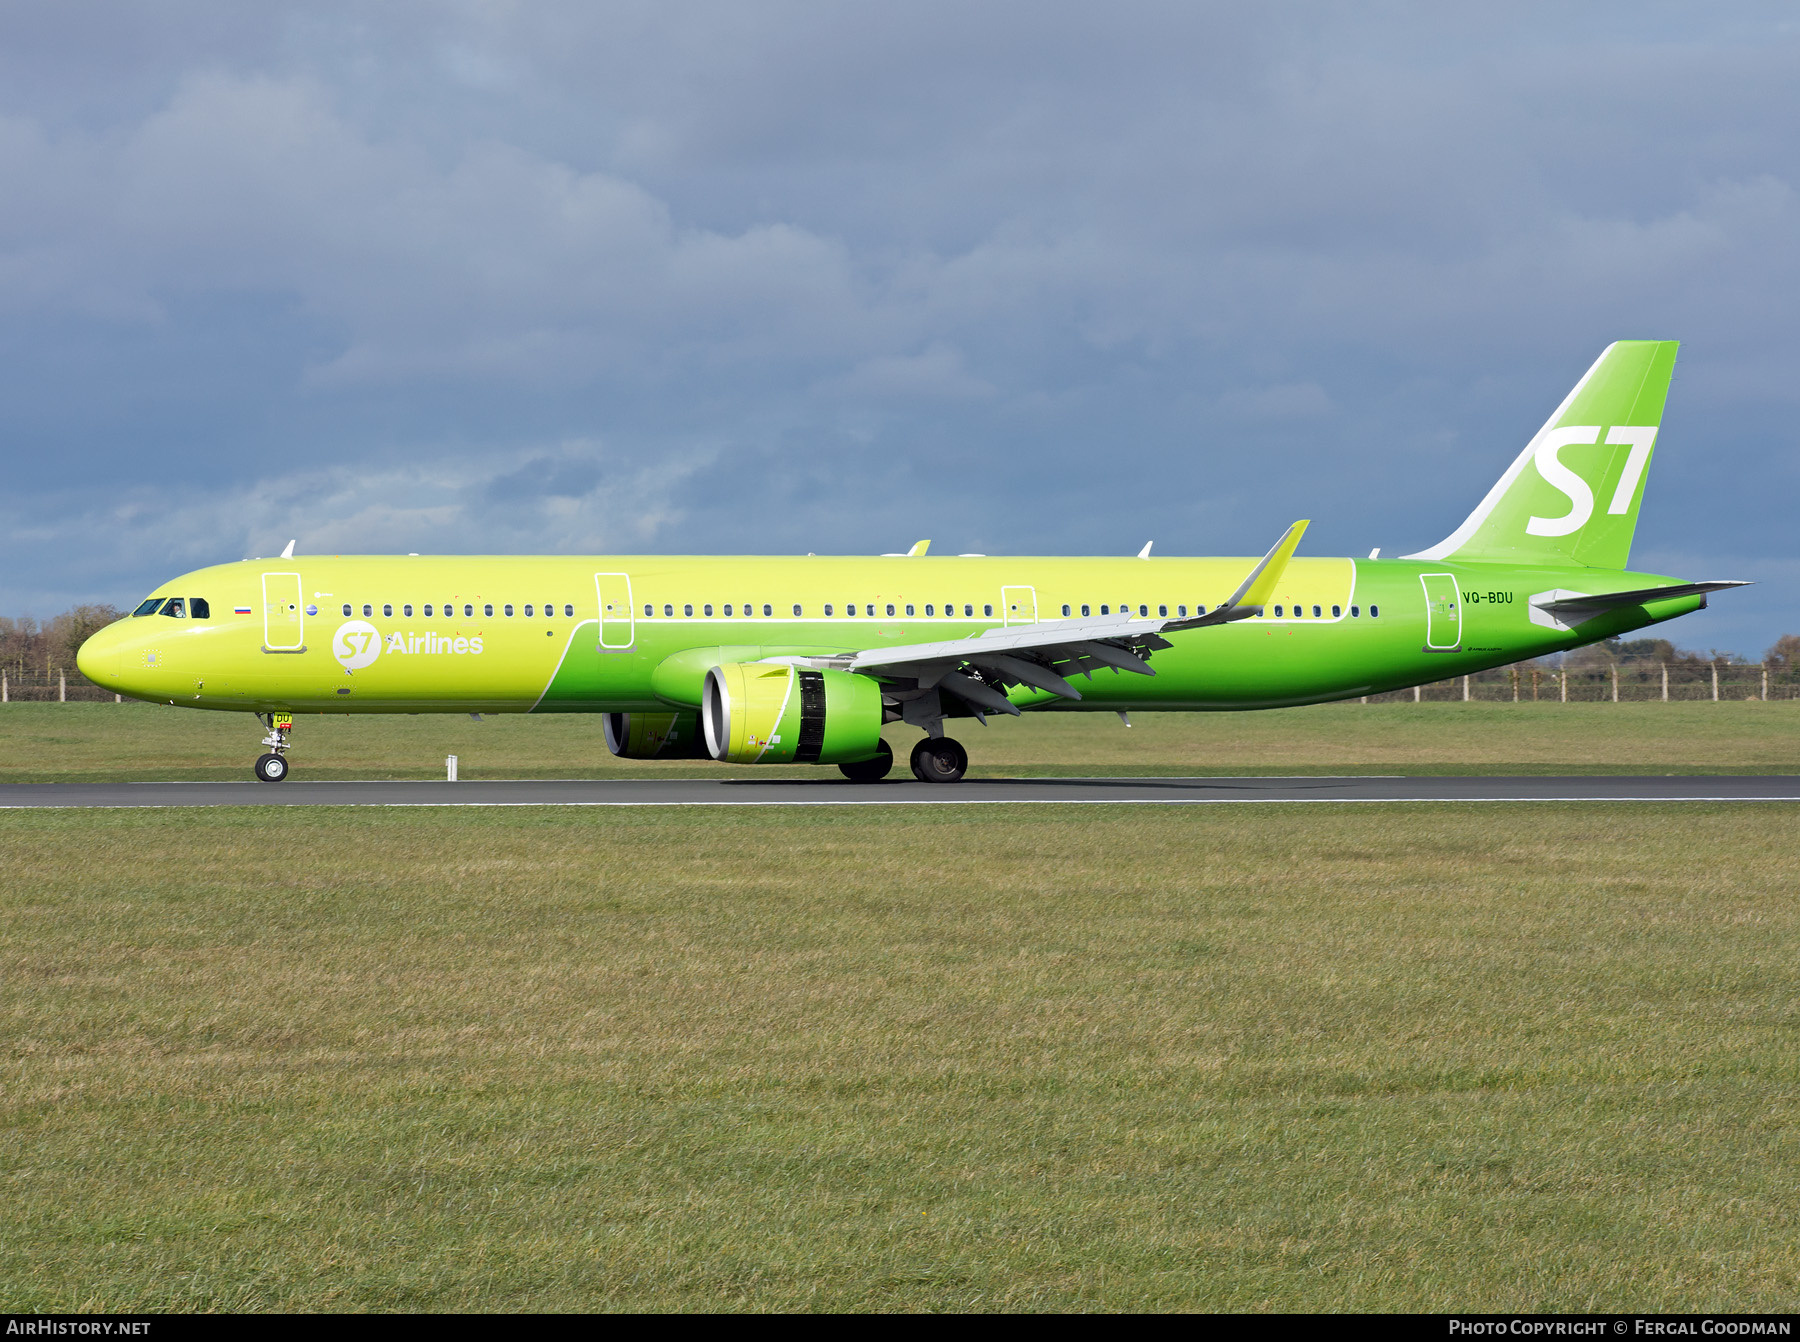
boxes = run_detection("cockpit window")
[161,598,186,618]
[189,598,210,619]
[133,598,165,616]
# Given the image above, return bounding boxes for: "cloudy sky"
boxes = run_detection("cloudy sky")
[2,2,1795,654]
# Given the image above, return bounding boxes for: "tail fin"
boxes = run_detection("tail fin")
[1405,340,1678,569]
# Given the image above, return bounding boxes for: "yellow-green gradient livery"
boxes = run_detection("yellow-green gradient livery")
[78,341,1746,784]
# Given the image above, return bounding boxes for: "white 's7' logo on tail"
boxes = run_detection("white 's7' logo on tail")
[1526,426,1657,537]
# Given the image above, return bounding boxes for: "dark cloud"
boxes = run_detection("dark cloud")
[0,2,1794,652]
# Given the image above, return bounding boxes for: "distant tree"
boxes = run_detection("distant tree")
[0,615,44,669]
[0,605,125,671]
[51,604,125,669]
[1766,635,1800,671]
[1616,638,1676,663]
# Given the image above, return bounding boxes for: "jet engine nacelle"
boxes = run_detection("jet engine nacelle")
[603,711,713,760]
[702,662,884,765]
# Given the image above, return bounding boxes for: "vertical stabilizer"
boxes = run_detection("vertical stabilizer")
[1405,340,1678,569]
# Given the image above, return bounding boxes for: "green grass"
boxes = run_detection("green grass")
[2,699,1797,783]
[3,804,1798,1310]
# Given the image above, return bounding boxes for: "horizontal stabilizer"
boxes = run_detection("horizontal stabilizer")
[1531,580,1750,629]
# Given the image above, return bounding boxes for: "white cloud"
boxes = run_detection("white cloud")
[0,3,1796,650]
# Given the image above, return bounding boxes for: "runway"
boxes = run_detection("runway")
[3,775,1798,808]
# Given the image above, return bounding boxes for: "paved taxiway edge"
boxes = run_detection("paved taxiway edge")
[4,776,1800,809]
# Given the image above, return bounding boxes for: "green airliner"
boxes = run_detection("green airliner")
[77,340,1745,784]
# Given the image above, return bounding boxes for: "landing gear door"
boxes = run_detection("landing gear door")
[262,572,304,651]
[595,572,635,652]
[1420,573,1461,651]
[1001,585,1037,627]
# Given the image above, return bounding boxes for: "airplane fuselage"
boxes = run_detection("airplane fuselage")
[80,552,1703,716]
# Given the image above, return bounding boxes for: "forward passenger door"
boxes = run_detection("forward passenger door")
[262,572,304,652]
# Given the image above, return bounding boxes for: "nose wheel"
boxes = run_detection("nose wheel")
[909,735,968,784]
[254,712,293,783]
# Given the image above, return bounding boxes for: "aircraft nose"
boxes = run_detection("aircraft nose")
[76,621,128,690]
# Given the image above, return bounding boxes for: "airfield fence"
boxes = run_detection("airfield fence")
[4,662,1796,707]
[1,669,121,702]
[1360,662,1800,704]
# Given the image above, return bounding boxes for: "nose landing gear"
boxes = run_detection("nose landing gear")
[254,713,293,783]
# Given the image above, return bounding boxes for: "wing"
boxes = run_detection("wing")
[784,520,1309,720]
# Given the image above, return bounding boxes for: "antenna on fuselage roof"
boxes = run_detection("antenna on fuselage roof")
[1137,541,1153,559]
[279,539,295,559]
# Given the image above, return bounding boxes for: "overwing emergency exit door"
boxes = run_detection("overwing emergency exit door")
[1001,585,1038,626]
[595,572,635,651]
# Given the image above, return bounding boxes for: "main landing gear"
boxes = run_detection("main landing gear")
[837,738,894,783]
[909,736,968,784]
[254,712,293,783]
[835,735,969,783]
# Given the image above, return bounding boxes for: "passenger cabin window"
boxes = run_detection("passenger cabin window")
[1196,604,1206,615]
[1350,606,1360,617]
[792,604,803,616]
[1370,605,1380,617]
[383,604,393,617]
[1139,604,1148,617]
[665,604,674,617]
[1100,605,1109,615]
[1313,605,1322,618]
[1177,605,1186,617]
[684,604,694,617]
[464,604,474,617]
[162,598,186,618]
[342,604,353,616]
[1158,605,1167,617]
[523,604,532,616]
[1331,605,1341,618]
[764,604,773,617]
[983,604,993,617]
[723,604,732,616]
[424,604,434,616]
[563,604,573,617]
[1081,604,1090,617]
[132,598,164,616]
[403,604,414,617]
[824,604,834,616]
[643,604,653,617]
[190,598,210,619]
[503,604,512,617]
[925,604,935,616]
[1274,605,1284,617]
[1061,604,1071,616]
[704,604,714,617]
[484,603,494,617]
[886,604,896,617]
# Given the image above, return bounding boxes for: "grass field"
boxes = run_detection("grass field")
[3,803,1798,1311]
[2,698,1798,783]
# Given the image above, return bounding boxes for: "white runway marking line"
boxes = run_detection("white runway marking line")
[4,796,1799,810]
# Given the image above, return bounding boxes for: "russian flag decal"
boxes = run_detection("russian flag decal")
[234,606,252,614]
